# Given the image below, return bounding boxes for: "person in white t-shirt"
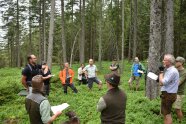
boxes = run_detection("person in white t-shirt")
[84,59,102,90]
[78,63,87,85]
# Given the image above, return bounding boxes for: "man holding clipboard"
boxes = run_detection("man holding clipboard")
[158,54,179,124]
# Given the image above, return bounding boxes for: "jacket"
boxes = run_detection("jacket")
[59,68,74,84]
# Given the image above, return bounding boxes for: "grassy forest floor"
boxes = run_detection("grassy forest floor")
[0,61,186,124]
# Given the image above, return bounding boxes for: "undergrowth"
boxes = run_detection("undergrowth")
[0,61,185,124]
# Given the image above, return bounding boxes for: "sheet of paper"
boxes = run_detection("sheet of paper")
[51,103,70,114]
[147,72,158,80]
[137,70,144,74]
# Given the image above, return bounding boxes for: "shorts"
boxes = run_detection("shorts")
[173,95,185,109]
[129,76,140,83]
[87,77,101,89]
[161,91,177,115]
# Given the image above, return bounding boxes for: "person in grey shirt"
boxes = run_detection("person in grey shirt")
[159,54,179,124]
[25,75,62,124]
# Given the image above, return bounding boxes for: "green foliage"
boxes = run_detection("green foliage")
[0,61,186,124]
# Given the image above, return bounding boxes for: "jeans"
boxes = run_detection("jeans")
[63,83,78,94]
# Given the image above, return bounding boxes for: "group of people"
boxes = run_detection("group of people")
[158,54,186,124]
[21,54,186,124]
[21,55,52,96]
[59,59,102,94]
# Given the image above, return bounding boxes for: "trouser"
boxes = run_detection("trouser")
[44,84,50,96]
[27,81,32,94]
[87,77,101,89]
[160,91,177,115]
[79,77,88,85]
[63,83,78,94]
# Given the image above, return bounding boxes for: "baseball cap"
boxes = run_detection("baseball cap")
[104,73,120,86]
[176,56,185,64]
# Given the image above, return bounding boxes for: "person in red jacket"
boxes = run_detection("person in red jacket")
[59,62,78,94]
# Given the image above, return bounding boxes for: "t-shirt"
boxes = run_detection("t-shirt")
[84,65,97,78]
[42,70,51,85]
[177,69,186,95]
[22,64,42,82]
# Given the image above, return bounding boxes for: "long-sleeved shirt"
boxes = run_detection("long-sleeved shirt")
[161,66,179,93]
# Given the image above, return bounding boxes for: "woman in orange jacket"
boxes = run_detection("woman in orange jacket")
[59,62,78,94]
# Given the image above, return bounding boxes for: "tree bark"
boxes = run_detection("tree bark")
[121,0,125,74]
[72,0,74,22]
[79,0,85,63]
[128,0,133,61]
[89,0,93,59]
[98,0,103,69]
[39,0,43,64]
[164,0,174,54]
[16,0,20,67]
[132,0,137,59]
[61,0,67,63]
[146,0,162,100]
[47,0,55,69]
[70,29,81,67]
[43,0,47,62]
[160,0,165,58]
[176,0,183,56]
[28,0,32,55]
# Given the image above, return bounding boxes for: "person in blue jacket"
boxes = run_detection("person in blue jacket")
[128,57,145,91]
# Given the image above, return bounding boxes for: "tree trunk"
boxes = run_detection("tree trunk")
[146,0,162,100]
[47,0,55,69]
[61,0,67,63]
[116,0,120,60]
[72,0,74,22]
[98,0,103,69]
[176,0,183,56]
[160,0,165,58]
[164,0,174,54]
[93,0,97,59]
[79,0,85,63]
[132,0,137,59]
[29,0,32,54]
[39,0,43,64]
[128,0,133,61]
[16,0,20,67]
[43,0,47,62]
[70,29,81,67]
[121,0,125,74]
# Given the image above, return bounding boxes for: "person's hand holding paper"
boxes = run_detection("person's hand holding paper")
[147,72,158,81]
[51,103,70,114]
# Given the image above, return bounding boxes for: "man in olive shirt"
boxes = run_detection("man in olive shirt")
[173,57,186,122]
[97,73,127,124]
